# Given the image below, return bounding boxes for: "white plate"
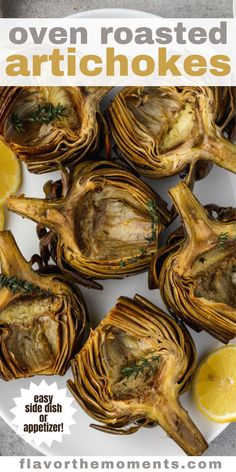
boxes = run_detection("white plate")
[69,8,157,18]
[0,8,234,457]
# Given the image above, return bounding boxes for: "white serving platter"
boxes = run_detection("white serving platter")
[0,7,235,457]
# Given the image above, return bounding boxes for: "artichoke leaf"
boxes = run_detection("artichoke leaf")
[67,295,207,456]
[151,182,236,343]
[0,231,87,380]
[108,86,236,179]
[0,86,110,173]
[7,161,171,284]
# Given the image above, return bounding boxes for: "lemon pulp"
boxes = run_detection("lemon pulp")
[0,139,21,206]
[193,345,236,422]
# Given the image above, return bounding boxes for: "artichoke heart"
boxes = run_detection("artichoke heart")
[150,181,236,343]
[7,161,170,285]
[0,86,109,173]
[67,295,207,456]
[108,86,236,178]
[0,231,87,380]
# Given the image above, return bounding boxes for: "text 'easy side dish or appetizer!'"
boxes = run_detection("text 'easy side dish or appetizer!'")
[0,231,87,380]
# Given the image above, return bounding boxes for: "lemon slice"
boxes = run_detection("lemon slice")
[0,139,21,206]
[193,345,236,423]
[0,207,4,230]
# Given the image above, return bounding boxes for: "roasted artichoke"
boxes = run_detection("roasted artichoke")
[67,295,207,456]
[7,161,170,286]
[0,86,109,173]
[0,231,87,380]
[108,86,236,178]
[150,181,236,343]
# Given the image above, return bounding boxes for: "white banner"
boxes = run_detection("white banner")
[0,18,236,85]
[0,456,235,472]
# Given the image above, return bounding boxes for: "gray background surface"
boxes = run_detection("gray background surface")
[0,0,235,457]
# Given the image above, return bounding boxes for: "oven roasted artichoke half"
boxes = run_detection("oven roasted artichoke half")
[108,86,236,178]
[0,231,87,380]
[0,86,109,173]
[150,181,236,343]
[67,295,207,456]
[7,161,170,287]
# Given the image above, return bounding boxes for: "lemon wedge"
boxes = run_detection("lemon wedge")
[0,139,21,206]
[0,207,4,230]
[193,345,236,423]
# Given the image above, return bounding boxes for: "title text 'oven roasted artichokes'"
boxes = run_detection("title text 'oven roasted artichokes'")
[7,161,170,287]
[0,231,87,380]
[67,295,208,456]
[0,86,109,173]
[108,86,236,178]
[150,181,236,343]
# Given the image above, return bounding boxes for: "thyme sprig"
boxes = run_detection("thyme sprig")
[11,112,24,133]
[121,355,160,380]
[146,199,160,243]
[199,233,236,264]
[217,232,229,248]
[119,199,159,268]
[0,274,50,296]
[119,260,126,268]
[215,232,236,249]
[11,102,66,132]
[28,103,66,125]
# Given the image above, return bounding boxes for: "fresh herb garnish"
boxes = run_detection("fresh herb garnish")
[119,260,126,268]
[209,232,236,250]
[0,274,50,296]
[28,103,66,125]
[217,232,229,248]
[119,199,159,268]
[121,355,160,379]
[146,199,160,244]
[11,102,66,133]
[214,232,236,249]
[11,113,24,133]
